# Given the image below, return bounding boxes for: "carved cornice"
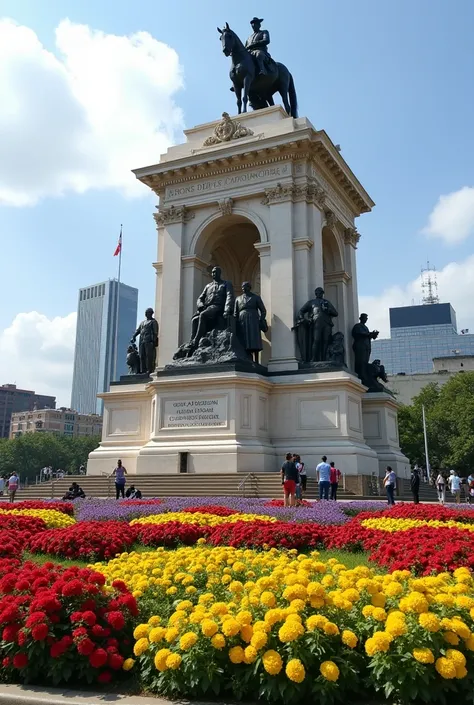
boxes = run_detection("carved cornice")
[343,227,361,248]
[261,182,295,205]
[154,205,195,227]
[254,242,271,257]
[181,255,210,272]
[324,270,352,285]
[324,209,337,228]
[217,197,233,216]
[292,238,314,251]
[203,113,254,146]
[152,261,163,274]
[293,178,326,208]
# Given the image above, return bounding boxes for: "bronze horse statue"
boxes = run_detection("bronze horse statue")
[218,23,298,118]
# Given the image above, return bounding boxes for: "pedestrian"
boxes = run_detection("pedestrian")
[0,476,4,497]
[448,471,462,505]
[383,466,396,506]
[435,472,446,505]
[294,454,306,500]
[316,455,331,501]
[467,472,474,504]
[329,461,342,500]
[78,464,86,475]
[111,459,127,500]
[281,452,298,507]
[8,472,19,503]
[410,466,420,504]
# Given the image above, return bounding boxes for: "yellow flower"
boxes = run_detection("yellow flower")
[412,648,434,664]
[320,660,340,682]
[286,658,305,683]
[445,649,466,667]
[133,638,149,657]
[211,633,226,650]
[278,621,305,643]
[166,653,182,670]
[229,646,245,664]
[179,632,198,650]
[122,658,135,671]
[251,631,268,650]
[306,615,328,631]
[362,605,375,618]
[455,666,468,679]
[451,619,471,639]
[262,650,283,676]
[260,591,276,608]
[149,627,166,643]
[201,619,219,637]
[154,648,171,672]
[133,624,149,640]
[240,625,253,643]
[244,646,258,664]
[323,622,340,636]
[406,592,429,614]
[418,612,440,633]
[455,595,474,609]
[365,634,391,656]
[342,630,358,648]
[465,635,474,651]
[372,608,387,622]
[444,631,460,645]
[385,582,403,597]
[148,616,161,627]
[435,657,457,679]
[165,627,179,643]
[371,593,386,608]
[222,619,241,637]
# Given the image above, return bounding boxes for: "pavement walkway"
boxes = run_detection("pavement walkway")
[0,684,198,705]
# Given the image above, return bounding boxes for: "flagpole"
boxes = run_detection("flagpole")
[422,404,431,480]
[113,225,122,381]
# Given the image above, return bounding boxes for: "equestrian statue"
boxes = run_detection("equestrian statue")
[218,18,298,118]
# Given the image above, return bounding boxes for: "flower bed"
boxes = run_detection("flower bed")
[208,520,326,550]
[27,521,138,561]
[0,508,75,528]
[182,505,239,516]
[0,500,74,515]
[136,522,209,548]
[91,545,474,704]
[0,558,137,686]
[130,511,277,528]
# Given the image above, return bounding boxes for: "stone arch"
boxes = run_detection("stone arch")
[187,207,268,258]
[322,226,344,274]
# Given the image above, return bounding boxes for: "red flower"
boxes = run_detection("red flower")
[26,611,48,627]
[17,630,27,646]
[12,653,28,669]
[108,653,124,670]
[92,624,107,638]
[2,657,10,668]
[77,637,95,656]
[106,611,125,630]
[32,623,49,641]
[62,580,83,597]
[89,648,108,668]
[82,610,97,627]
[2,624,20,642]
[73,627,88,640]
[111,579,127,593]
[98,670,112,683]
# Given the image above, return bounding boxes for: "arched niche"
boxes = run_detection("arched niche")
[322,226,345,335]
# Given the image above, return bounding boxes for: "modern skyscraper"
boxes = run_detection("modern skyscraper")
[0,384,56,439]
[371,302,474,374]
[71,280,138,414]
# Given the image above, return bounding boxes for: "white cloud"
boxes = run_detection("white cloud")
[0,19,184,206]
[0,312,76,405]
[359,255,474,338]
[422,186,474,244]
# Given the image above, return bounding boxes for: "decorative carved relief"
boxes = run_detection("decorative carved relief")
[324,209,337,228]
[203,112,254,146]
[154,205,195,227]
[261,182,295,205]
[343,227,361,248]
[217,197,233,216]
[293,179,326,207]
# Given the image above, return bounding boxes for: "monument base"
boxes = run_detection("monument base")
[361,392,410,478]
[87,369,392,478]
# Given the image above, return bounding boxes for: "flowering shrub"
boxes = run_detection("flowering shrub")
[26,521,138,561]
[130,511,276,528]
[0,558,137,686]
[0,508,75,529]
[264,499,313,508]
[0,501,74,515]
[208,520,326,550]
[182,505,239,517]
[361,517,474,534]
[136,522,209,548]
[357,504,474,524]
[92,546,474,704]
[119,499,163,506]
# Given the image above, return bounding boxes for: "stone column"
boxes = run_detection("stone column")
[344,227,361,370]
[254,242,271,366]
[153,205,194,368]
[180,255,210,343]
[262,184,298,372]
[293,238,313,312]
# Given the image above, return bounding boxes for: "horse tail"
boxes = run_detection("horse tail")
[288,74,298,118]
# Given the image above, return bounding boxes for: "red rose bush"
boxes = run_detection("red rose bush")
[27,521,137,561]
[0,558,137,686]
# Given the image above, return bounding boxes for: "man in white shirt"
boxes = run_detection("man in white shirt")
[316,455,331,500]
[448,471,462,504]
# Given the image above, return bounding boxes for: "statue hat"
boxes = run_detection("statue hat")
[250,17,264,24]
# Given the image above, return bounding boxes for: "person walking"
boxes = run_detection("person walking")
[316,456,331,500]
[410,466,421,504]
[448,471,462,504]
[111,459,127,500]
[329,461,342,500]
[281,452,298,507]
[8,472,19,503]
[384,466,396,506]
[294,454,306,500]
[467,472,474,504]
[435,472,446,505]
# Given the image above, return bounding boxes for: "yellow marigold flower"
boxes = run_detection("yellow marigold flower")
[362,605,375,618]
[465,635,474,651]
[166,587,178,596]
[166,653,182,670]
[385,618,407,637]
[371,593,386,608]
[444,631,460,646]
[445,649,466,668]
[262,650,283,676]
[251,631,268,650]
[260,591,276,608]
[385,582,403,597]
[240,625,253,643]
[148,616,161,627]
[413,648,434,664]
[342,630,358,648]
[179,632,198,650]
[307,582,325,598]
[365,635,390,656]
[323,622,340,636]
[236,610,252,626]
[165,627,179,643]
[418,612,440,633]
[341,588,360,603]
[310,597,325,609]
[406,592,429,614]
[282,584,307,601]
[253,620,270,633]
[210,602,228,616]
[372,608,387,622]
[320,660,340,682]
[201,619,219,637]
[177,600,194,612]
[229,646,245,664]
[122,658,135,671]
[306,615,328,631]
[149,627,166,643]
[244,645,258,664]
[154,648,171,672]
[455,595,474,609]
[455,665,468,679]
[451,619,471,639]
[265,609,285,626]
[221,575,232,585]
[211,633,226,650]
[222,619,241,637]
[286,658,305,683]
[133,624,149,640]
[278,621,305,643]
[133,638,149,657]
[435,657,457,679]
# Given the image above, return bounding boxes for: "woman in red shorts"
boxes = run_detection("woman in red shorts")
[281,452,299,507]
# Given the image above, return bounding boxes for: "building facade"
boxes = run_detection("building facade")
[372,303,474,374]
[0,384,56,439]
[71,279,138,415]
[10,407,102,439]
[386,355,474,405]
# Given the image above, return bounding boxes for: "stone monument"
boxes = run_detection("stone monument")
[87,22,409,479]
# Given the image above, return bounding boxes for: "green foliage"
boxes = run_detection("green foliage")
[398,371,474,473]
[0,434,100,480]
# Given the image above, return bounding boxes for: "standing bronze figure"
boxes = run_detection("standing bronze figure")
[234,282,267,363]
[217,20,297,117]
[191,267,234,348]
[352,313,379,385]
[131,308,159,375]
[294,288,338,363]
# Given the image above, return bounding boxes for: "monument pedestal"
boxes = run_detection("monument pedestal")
[361,392,410,478]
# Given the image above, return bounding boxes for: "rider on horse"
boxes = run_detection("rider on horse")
[245,18,274,76]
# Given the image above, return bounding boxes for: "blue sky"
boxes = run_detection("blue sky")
[1,0,474,403]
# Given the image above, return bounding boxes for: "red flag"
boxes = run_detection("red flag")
[113,230,122,257]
